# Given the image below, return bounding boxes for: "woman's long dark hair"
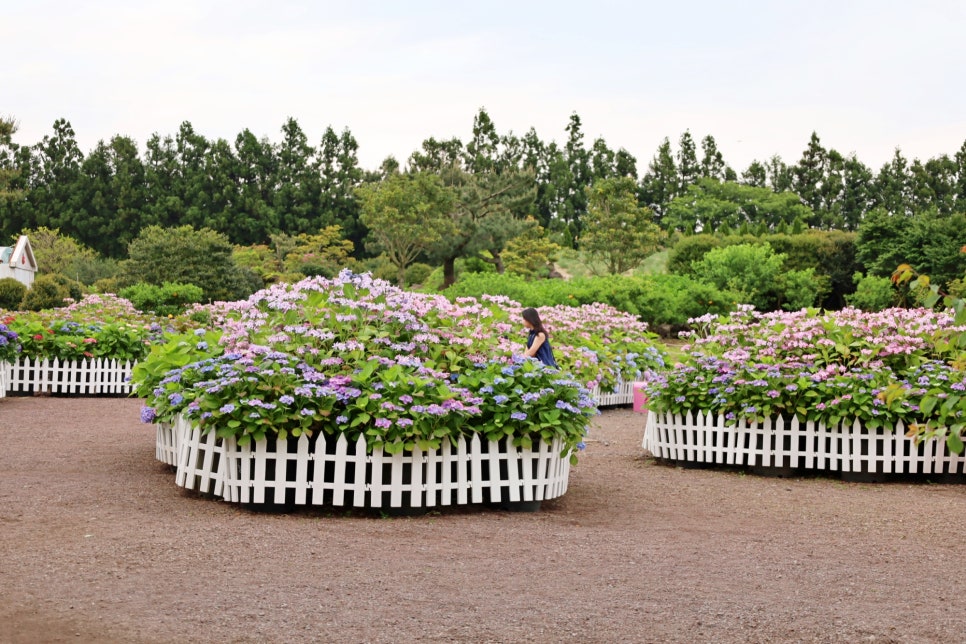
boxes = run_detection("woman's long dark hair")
[521,308,549,338]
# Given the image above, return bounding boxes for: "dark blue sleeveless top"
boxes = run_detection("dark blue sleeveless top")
[527,330,558,368]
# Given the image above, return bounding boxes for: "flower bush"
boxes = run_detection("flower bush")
[0,320,19,363]
[135,271,661,460]
[3,294,179,362]
[645,305,966,447]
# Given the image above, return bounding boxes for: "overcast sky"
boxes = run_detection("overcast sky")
[4,0,966,173]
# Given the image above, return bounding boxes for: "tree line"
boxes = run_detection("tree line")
[1,109,965,291]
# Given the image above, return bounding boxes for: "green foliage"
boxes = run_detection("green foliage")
[119,282,205,316]
[887,263,966,452]
[457,360,591,458]
[20,274,70,311]
[669,231,856,309]
[20,226,99,276]
[133,274,608,456]
[131,329,226,401]
[691,243,823,311]
[11,318,151,362]
[503,219,561,279]
[0,277,27,310]
[405,262,433,287]
[582,177,663,274]
[276,225,355,278]
[45,273,85,302]
[761,230,858,309]
[663,178,814,235]
[357,172,456,286]
[857,209,966,291]
[2,293,186,362]
[892,264,966,326]
[667,234,721,276]
[443,271,736,329]
[847,273,896,311]
[122,225,257,302]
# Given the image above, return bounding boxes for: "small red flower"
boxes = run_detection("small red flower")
[32,334,43,341]
[83,338,97,344]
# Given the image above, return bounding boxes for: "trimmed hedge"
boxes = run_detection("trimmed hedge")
[443,272,736,331]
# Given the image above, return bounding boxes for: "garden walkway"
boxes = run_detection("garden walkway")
[1,397,965,643]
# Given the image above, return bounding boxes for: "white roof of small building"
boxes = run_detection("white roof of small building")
[0,235,38,272]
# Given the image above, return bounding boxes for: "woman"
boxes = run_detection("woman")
[521,307,558,368]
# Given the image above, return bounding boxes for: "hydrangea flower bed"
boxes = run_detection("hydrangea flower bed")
[646,305,966,447]
[2,294,177,362]
[134,271,666,462]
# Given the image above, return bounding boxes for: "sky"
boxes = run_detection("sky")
[4,0,966,173]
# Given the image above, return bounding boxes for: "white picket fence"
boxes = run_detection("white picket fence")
[591,379,636,407]
[3,357,134,395]
[0,361,6,398]
[159,415,572,508]
[643,411,966,476]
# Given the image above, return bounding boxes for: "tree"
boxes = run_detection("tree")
[430,163,536,286]
[74,135,148,257]
[871,149,914,215]
[407,109,538,286]
[502,218,562,279]
[677,130,700,189]
[663,179,813,235]
[792,132,827,217]
[0,116,22,200]
[741,160,768,187]
[839,155,874,231]
[28,119,84,235]
[317,126,365,252]
[638,137,678,220]
[356,173,456,286]
[562,113,592,242]
[123,225,259,301]
[273,117,320,235]
[767,155,794,193]
[581,177,663,275]
[700,135,728,180]
[278,225,356,278]
[232,128,279,245]
[692,243,822,311]
[18,226,98,277]
[855,207,912,278]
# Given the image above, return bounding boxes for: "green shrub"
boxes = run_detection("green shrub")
[19,275,70,311]
[443,272,736,330]
[0,277,27,311]
[44,273,85,302]
[119,282,206,316]
[405,262,434,286]
[666,234,721,276]
[846,273,897,312]
[691,243,825,311]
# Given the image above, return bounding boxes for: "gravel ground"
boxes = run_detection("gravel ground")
[2,396,966,643]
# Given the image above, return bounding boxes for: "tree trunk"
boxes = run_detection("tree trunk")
[442,256,457,289]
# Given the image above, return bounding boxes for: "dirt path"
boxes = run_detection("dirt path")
[2,397,966,643]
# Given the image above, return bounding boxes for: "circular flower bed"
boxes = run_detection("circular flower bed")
[644,305,966,460]
[135,271,666,477]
